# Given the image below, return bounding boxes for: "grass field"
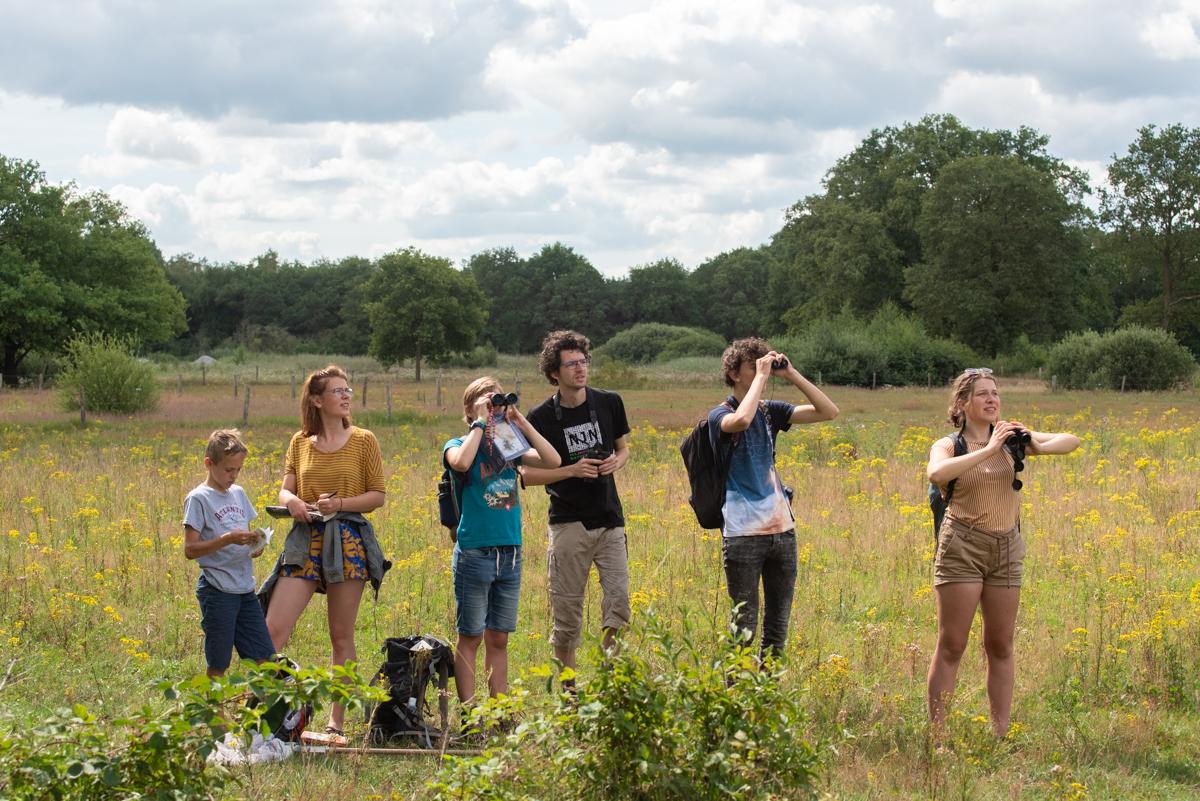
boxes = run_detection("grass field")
[2,358,1199,799]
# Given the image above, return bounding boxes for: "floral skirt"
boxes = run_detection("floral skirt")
[278,520,369,586]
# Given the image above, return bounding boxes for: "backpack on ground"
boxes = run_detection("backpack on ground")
[679,404,740,530]
[246,655,314,743]
[437,454,468,543]
[927,431,967,546]
[366,635,455,748]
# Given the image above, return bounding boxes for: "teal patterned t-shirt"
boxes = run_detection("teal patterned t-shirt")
[443,437,522,549]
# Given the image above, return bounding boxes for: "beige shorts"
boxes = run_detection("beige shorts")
[933,517,1026,588]
[547,522,630,649]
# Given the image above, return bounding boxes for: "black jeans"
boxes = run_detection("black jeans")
[721,531,797,659]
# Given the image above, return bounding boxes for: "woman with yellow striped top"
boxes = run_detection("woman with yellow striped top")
[264,365,388,739]
[925,368,1078,738]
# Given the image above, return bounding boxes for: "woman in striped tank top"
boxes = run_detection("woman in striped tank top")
[925,368,1079,738]
[264,365,389,740]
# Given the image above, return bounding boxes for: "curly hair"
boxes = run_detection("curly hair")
[538,330,592,386]
[204,429,247,463]
[946,371,997,428]
[300,365,352,437]
[720,337,770,387]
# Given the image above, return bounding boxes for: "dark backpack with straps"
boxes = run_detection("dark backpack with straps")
[679,401,742,530]
[366,635,455,748]
[437,454,467,542]
[927,431,967,545]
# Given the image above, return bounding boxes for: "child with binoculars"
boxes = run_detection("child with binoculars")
[442,377,559,710]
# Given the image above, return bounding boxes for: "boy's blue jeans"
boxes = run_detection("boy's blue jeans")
[721,530,797,659]
[196,574,275,671]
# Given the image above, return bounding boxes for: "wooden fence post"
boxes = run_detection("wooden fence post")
[242,385,251,427]
[291,374,297,400]
[362,376,369,408]
[386,382,393,421]
[79,387,87,426]
[234,374,239,398]
[436,371,443,408]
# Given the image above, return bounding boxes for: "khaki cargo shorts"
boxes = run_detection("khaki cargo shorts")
[547,522,631,649]
[934,517,1026,588]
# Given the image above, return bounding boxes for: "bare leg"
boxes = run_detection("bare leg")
[483,630,509,697]
[264,576,318,652]
[927,582,983,731]
[325,579,366,731]
[980,585,1021,736]
[455,634,483,704]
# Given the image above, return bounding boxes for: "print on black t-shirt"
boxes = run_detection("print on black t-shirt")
[563,420,602,458]
[527,388,631,529]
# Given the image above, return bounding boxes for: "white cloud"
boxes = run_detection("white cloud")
[1140,10,1200,59]
[4,1,1200,274]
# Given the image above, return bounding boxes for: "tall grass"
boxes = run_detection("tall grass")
[1,379,1198,799]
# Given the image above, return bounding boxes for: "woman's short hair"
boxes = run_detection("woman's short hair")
[721,337,770,387]
[462,376,502,426]
[539,330,591,386]
[947,370,996,428]
[300,365,351,436]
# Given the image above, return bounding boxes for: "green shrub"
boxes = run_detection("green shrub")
[429,344,499,369]
[992,334,1049,376]
[56,334,159,414]
[588,356,649,389]
[599,323,725,364]
[0,661,384,801]
[779,305,977,386]
[1047,327,1195,390]
[430,612,823,800]
[658,328,727,360]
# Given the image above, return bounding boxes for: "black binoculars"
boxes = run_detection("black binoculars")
[1004,429,1032,491]
[771,357,789,370]
[490,392,519,407]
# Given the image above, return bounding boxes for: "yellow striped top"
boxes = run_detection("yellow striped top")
[284,426,385,503]
[932,437,1019,533]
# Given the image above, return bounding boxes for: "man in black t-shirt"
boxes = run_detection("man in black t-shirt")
[523,330,631,687]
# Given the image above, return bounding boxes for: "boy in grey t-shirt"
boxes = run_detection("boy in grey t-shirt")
[183,429,275,677]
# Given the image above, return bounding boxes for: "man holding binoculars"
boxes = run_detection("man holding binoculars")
[523,330,632,694]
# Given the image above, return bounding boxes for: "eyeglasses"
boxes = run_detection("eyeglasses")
[328,387,354,398]
[561,357,591,370]
[963,367,994,376]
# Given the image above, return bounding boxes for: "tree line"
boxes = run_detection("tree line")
[3,115,1198,383]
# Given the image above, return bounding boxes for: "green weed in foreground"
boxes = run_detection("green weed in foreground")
[432,612,821,801]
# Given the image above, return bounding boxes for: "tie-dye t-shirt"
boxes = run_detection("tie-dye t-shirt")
[443,437,522,549]
[707,398,795,538]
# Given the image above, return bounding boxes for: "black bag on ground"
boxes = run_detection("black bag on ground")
[928,431,967,546]
[366,635,455,748]
[679,409,740,530]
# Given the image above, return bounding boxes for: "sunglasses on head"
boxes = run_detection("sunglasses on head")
[964,367,994,377]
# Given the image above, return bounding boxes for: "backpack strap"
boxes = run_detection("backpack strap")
[942,429,967,505]
[553,388,602,437]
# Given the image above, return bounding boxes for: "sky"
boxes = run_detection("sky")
[2,0,1199,275]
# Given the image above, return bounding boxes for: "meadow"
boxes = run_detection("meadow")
[1,357,1199,799]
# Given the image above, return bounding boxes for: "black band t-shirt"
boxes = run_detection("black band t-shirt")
[526,387,631,529]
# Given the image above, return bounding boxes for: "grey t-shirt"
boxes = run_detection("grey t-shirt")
[183,483,258,593]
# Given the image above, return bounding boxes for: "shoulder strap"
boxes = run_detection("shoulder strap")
[552,388,600,431]
[943,430,967,503]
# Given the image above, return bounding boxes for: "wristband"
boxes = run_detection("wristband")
[471,419,487,431]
